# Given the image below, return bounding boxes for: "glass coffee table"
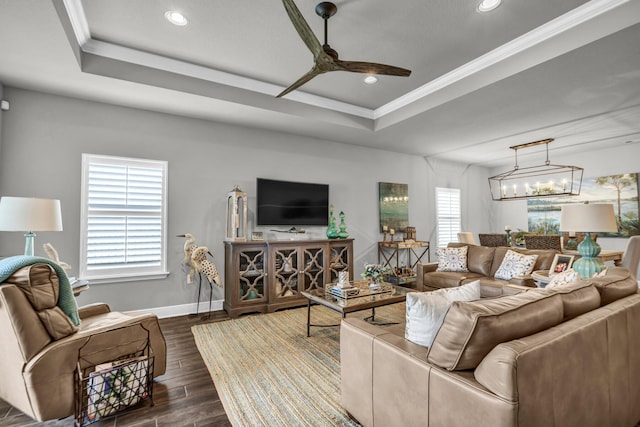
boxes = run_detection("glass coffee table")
[301,281,411,337]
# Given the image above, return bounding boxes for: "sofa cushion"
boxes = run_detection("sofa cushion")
[447,243,495,276]
[545,281,601,320]
[436,246,468,272]
[467,245,496,276]
[405,281,481,347]
[427,290,564,370]
[490,247,558,277]
[422,271,484,289]
[589,267,638,306]
[37,307,79,340]
[494,250,538,280]
[4,264,78,340]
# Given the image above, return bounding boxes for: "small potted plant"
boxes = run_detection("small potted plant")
[361,263,391,288]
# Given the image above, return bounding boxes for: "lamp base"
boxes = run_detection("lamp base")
[572,232,605,279]
[24,232,35,256]
[565,237,578,250]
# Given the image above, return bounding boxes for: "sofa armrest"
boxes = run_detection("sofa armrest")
[416,262,439,292]
[508,276,537,288]
[78,303,111,319]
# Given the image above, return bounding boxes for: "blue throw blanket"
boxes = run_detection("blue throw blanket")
[0,256,80,325]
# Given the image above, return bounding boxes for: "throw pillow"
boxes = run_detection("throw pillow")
[435,246,469,272]
[405,280,481,347]
[494,249,538,280]
[546,268,580,288]
[592,268,608,278]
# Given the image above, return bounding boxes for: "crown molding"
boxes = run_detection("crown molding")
[61,0,630,124]
[374,0,632,119]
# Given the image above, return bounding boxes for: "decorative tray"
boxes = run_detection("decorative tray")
[325,281,393,299]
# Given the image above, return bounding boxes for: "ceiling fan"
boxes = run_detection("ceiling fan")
[277,0,412,98]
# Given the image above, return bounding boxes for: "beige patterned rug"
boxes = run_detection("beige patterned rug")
[192,303,405,426]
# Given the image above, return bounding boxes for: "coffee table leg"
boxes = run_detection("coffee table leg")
[364,307,377,322]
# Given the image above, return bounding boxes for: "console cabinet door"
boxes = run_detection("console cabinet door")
[329,240,354,282]
[268,242,326,311]
[224,242,268,317]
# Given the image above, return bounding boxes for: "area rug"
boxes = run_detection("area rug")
[192,303,405,426]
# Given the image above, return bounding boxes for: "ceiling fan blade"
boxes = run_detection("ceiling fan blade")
[282,0,323,58]
[277,67,323,98]
[336,60,412,77]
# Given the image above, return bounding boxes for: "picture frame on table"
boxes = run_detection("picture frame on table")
[549,254,575,275]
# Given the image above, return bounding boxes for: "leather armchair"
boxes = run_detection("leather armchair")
[0,263,167,422]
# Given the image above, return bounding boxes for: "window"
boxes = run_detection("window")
[80,154,168,283]
[436,187,461,248]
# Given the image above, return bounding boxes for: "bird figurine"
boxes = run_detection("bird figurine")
[177,233,198,282]
[43,242,72,272]
[190,246,222,287]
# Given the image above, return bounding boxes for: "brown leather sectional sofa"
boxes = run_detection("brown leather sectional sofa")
[416,243,559,290]
[341,267,640,426]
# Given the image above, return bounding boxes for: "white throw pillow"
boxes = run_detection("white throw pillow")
[546,268,580,288]
[494,250,538,280]
[592,268,608,278]
[435,246,469,272]
[405,280,481,347]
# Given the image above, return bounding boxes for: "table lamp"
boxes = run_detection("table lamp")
[0,196,63,256]
[559,203,617,278]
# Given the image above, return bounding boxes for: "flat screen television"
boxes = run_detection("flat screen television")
[256,178,329,226]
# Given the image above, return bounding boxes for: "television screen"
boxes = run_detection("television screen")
[257,178,329,226]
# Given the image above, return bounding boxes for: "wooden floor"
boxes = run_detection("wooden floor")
[0,312,232,427]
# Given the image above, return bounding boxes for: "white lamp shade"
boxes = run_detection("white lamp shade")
[559,203,618,233]
[0,197,63,232]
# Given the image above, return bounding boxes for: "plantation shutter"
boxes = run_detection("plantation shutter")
[80,154,168,282]
[436,187,461,248]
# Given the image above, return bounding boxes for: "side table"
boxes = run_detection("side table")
[531,270,551,288]
[378,240,430,286]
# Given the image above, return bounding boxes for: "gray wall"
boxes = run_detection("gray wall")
[1,87,486,314]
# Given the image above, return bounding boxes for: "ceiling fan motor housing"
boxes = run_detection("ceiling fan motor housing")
[315,2,337,19]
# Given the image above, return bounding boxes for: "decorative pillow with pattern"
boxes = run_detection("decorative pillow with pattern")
[436,246,469,272]
[546,268,580,288]
[494,249,538,280]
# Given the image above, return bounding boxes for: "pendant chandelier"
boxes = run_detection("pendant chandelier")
[488,138,583,201]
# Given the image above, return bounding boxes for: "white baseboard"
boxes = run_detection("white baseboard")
[144,300,224,319]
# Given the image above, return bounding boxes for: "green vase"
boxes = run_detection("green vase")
[338,211,349,238]
[326,205,339,239]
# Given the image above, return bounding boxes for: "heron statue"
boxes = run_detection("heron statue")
[177,233,198,282]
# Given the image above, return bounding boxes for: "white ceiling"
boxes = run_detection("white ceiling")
[0,0,639,167]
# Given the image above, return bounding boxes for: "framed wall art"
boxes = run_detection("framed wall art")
[527,172,639,237]
[378,182,409,232]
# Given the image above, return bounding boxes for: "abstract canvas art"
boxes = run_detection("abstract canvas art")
[379,182,409,232]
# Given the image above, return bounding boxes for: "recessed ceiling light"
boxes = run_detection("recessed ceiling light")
[478,0,502,12]
[165,11,188,26]
[363,75,378,85]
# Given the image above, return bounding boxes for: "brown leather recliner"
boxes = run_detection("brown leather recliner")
[0,263,167,422]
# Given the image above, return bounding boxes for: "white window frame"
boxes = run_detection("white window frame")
[436,187,461,248]
[80,154,169,283]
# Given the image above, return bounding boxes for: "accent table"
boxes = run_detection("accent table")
[531,270,551,288]
[377,240,430,287]
[561,249,624,266]
[301,281,410,337]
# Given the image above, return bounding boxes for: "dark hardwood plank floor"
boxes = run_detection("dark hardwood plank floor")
[0,312,232,427]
